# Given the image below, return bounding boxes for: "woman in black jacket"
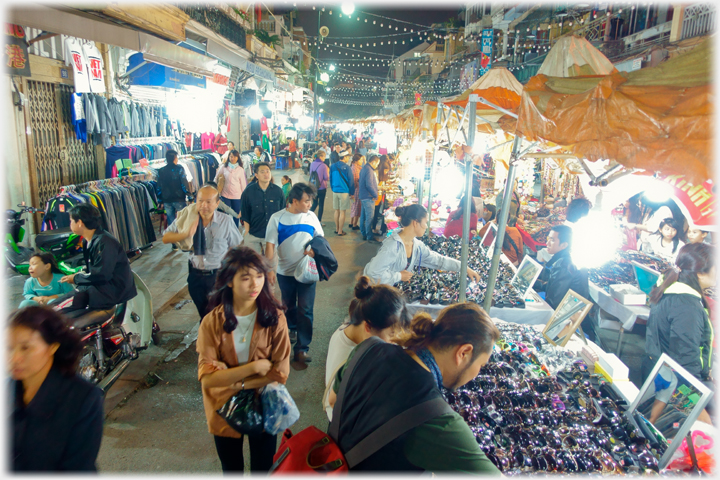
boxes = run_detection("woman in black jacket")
[643,243,715,424]
[10,306,104,471]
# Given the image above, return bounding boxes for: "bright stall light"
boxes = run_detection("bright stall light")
[571,212,622,269]
[643,182,674,204]
[329,64,336,71]
[291,104,303,118]
[341,3,355,15]
[298,116,313,129]
[320,72,330,82]
[318,97,325,105]
[249,104,263,120]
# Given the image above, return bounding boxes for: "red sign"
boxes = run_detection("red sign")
[211,73,230,86]
[415,92,421,106]
[661,175,716,230]
[5,23,30,76]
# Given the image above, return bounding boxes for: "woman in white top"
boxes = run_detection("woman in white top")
[323,276,410,420]
[215,149,247,227]
[643,217,685,262]
[625,199,674,250]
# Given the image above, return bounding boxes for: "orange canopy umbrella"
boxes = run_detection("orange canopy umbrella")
[443,67,523,112]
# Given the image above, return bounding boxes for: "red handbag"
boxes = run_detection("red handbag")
[270,427,347,474]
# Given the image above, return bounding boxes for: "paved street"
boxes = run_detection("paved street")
[96,170,381,472]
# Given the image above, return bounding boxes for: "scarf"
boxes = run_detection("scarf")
[417,348,443,391]
[193,214,206,256]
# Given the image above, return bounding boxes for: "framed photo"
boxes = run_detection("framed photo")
[542,289,593,347]
[481,223,498,258]
[511,255,543,299]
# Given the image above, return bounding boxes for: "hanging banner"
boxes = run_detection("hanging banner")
[5,23,31,77]
[479,28,494,77]
[415,92,421,106]
[459,59,478,90]
[661,175,716,230]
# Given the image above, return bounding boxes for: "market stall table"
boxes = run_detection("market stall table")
[589,282,651,357]
[407,291,554,325]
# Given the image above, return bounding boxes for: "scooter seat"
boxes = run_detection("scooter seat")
[35,228,73,250]
[66,308,116,330]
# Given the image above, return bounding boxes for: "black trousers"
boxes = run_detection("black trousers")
[187,267,218,321]
[311,188,327,222]
[213,433,277,473]
[55,290,91,315]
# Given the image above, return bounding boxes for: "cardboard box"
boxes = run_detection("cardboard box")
[597,352,629,381]
[610,284,647,306]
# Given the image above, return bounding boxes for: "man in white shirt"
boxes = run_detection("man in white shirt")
[265,183,324,370]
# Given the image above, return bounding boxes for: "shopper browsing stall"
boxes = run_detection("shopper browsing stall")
[309,150,330,223]
[349,154,365,231]
[323,276,410,420]
[197,247,291,473]
[364,204,481,287]
[643,243,715,424]
[328,303,501,473]
[687,227,710,244]
[443,195,478,239]
[329,150,355,236]
[215,150,247,228]
[359,155,381,243]
[157,150,191,241]
[642,218,685,262]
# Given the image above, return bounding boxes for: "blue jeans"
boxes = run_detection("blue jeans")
[277,274,316,354]
[221,196,242,227]
[360,199,376,239]
[165,201,187,227]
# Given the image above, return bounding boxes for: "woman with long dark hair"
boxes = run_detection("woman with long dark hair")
[371,155,392,236]
[643,217,684,261]
[443,195,478,239]
[349,154,365,231]
[643,243,715,424]
[364,204,481,286]
[196,246,291,473]
[323,276,411,420]
[10,306,104,471]
[215,149,247,227]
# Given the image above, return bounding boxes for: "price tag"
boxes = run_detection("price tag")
[123,158,133,168]
[139,158,149,167]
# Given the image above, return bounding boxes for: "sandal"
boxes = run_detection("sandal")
[337,231,347,236]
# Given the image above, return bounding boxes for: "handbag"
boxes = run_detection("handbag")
[216,389,264,435]
[294,249,320,284]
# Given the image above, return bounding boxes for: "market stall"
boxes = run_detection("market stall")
[444,316,717,474]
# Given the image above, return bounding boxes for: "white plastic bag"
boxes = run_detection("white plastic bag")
[294,249,319,284]
[261,382,300,435]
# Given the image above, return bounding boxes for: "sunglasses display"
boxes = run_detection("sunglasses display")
[397,235,526,308]
[442,322,668,474]
[589,250,672,294]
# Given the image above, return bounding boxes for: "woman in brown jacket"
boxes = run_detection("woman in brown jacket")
[197,246,291,473]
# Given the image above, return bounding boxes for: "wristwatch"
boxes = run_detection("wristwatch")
[241,379,245,390]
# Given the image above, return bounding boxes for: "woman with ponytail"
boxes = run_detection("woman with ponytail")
[323,276,410,420]
[196,246,291,473]
[363,203,481,286]
[643,243,715,424]
[328,302,501,473]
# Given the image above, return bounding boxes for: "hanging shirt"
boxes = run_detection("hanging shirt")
[63,37,91,93]
[70,93,86,142]
[81,41,106,93]
[201,133,215,150]
[232,310,257,364]
[213,134,228,154]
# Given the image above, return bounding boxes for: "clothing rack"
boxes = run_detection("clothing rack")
[116,136,176,146]
[59,175,148,194]
[188,148,213,154]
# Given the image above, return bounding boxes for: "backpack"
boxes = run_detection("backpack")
[309,163,322,189]
[269,337,451,473]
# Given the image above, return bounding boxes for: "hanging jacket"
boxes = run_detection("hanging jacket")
[533,247,589,309]
[83,93,99,139]
[646,282,713,380]
[306,235,337,281]
[363,230,461,286]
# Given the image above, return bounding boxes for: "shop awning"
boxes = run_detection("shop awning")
[126,53,207,89]
[8,5,216,77]
[443,67,523,112]
[508,36,712,184]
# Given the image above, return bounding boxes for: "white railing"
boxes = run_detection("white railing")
[682,3,716,39]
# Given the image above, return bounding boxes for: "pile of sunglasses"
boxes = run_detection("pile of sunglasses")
[442,325,668,474]
[589,251,673,294]
[397,236,525,308]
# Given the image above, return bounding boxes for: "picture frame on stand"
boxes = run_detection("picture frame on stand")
[542,289,593,347]
[510,255,544,299]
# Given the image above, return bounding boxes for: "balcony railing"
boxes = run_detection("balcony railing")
[682,3,716,39]
[179,5,246,51]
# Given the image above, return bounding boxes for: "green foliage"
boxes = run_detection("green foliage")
[254,29,281,47]
[232,7,250,22]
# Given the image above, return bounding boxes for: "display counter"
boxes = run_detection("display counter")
[407,293,554,325]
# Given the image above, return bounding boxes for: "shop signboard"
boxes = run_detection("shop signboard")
[478,28,493,77]
[459,59,477,91]
[661,175,716,230]
[5,23,31,77]
[237,57,275,83]
[126,53,206,89]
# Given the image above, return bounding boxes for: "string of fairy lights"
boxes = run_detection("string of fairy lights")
[261,2,619,107]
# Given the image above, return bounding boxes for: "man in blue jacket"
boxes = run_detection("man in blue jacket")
[330,150,355,236]
[359,155,381,243]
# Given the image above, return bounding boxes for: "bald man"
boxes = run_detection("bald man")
[163,184,243,320]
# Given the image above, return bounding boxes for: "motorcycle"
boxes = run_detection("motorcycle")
[5,204,84,275]
[70,271,159,393]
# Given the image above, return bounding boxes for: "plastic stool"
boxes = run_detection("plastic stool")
[275,156,282,169]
